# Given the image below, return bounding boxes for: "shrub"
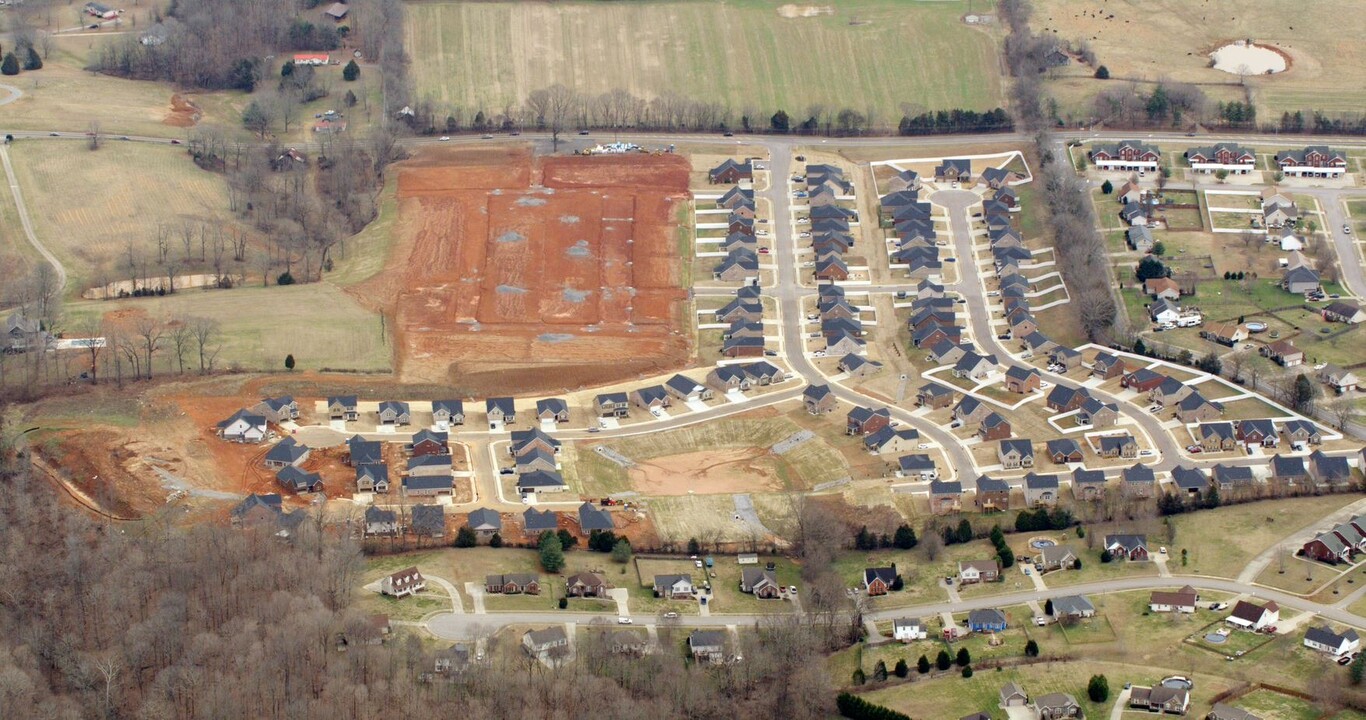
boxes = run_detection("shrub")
[935,650,951,671]
[1095,65,1110,79]
[1088,675,1110,703]
[1025,639,1040,657]
[1100,179,1113,194]
[961,666,974,678]
[894,658,909,678]
[454,525,477,548]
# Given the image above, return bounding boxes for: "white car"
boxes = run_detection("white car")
[439,136,451,141]
[618,617,633,625]
[756,230,770,237]
[812,350,826,357]
[918,443,933,450]
[1139,449,1155,457]
[694,560,703,568]
[986,290,1000,297]
[798,232,812,238]
[1159,546,1168,555]
[663,612,680,619]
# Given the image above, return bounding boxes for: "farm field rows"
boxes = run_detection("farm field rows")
[404,0,1005,125]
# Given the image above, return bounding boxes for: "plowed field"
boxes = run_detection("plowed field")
[359,147,693,395]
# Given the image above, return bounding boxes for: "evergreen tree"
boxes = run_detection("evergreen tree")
[281,60,295,77]
[1025,639,1040,657]
[611,538,632,564]
[1088,675,1110,703]
[935,650,952,671]
[961,666,973,678]
[1100,549,1113,563]
[917,654,931,674]
[1044,599,1054,615]
[955,648,971,667]
[894,658,909,678]
[538,530,565,572]
[454,525,477,548]
[852,668,866,686]
[893,524,918,549]
[488,532,503,548]
[687,537,701,555]
[955,518,973,544]
[872,660,888,682]
[770,109,790,132]
[557,528,577,550]
[284,354,295,371]
[1100,179,1113,194]
[343,59,360,81]
[1352,652,1366,686]
[23,47,41,71]
[1095,65,1110,79]
[1,52,20,76]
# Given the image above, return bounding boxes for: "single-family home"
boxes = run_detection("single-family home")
[708,158,753,184]
[1122,463,1157,498]
[935,158,971,183]
[275,466,323,493]
[967,608,1008,633]
[1149,298,1181,325]
[486,573,541,594]
[524,507,558,534]
[409,429,450,457]
[1304,625,1361,656]
[218,409,269,443]
[688,630,726,663]
[1004,365,1042,394]
[1201,322,1248,347]
[364,505,399,536]
[1282,419,1322,446]
[847,406,892,436]
[978,412,1013,442]
[263,436,310,469]
[1145,277,1181,300]
[1050,347,1083,372]
[1128,224,1156,253]
[917,382,955,409]
[1176,392,1224,424]
[535,398,570,424]
[975,476,1011,512]
[432,399,465,427]
[998,439,1035,470]
[1052,595,1096,620]
[1092,352,1127,380]
[579,502,615,532]
[1035,693,1083,720]
[1282,265,1321,295]
[327,395,359,421]
[1023,473,1060,506]
[1046,438,1084,464]
[566,572,610,598]
[594,392,630,418]
[1149,585,1199,613]
[403,474,454,497]
[1318,365,1360,394]
[1105,533,1149,561]
[1129,685,1190,715]
[1122,367,1167,392]
[486,397,516,426]
[466,508,501,540]
[380,567,426,598]
[355,463,389,493]
[1036,545,1079,573]
[864,426,922,456]
[1270,455,1309,487]
[1097,434,1139,460]
[378,401,411,426]
[1072,468,1107,501]
[892,618,927,641]
[1120,202,1147,226]
[1170,466,1209,496]
[631,385,672,412]
[1226,600,1279,631]
[1001,682,1029,708]
[1261,340,1304,367]
[1309,450,1353,487]
[1197,422,1237,452]
[654,574,695,599]
[522,626,569,660]
[665,374,713,402]
[411,505,446,538]
[740,568,781,598]
[840,353,884,378]
[253,396,300,423]
[959,559,1001,585]
[929,480,963,514]
[1207,704,1262,720]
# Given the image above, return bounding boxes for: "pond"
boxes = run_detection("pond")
[1210,42,1287,75]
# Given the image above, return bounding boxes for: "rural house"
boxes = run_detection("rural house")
[863,566,899,596]
[892,618,927,641]
[1304,626,1361,656]
[958,559,1001,585]
[653,574,695,599]
[1001,682,1029,707]
[486,573,541,595]
[1226,600,1279,631]
[1129,686,1190,716]
[1318,365,1359,394]
[740,568,781,598]
[1035,693,1083,719]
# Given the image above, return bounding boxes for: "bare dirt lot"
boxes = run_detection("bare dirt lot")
[357,146,693,395]
[629,447,786,496]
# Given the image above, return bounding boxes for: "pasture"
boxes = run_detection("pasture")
[7,141,238,293]
[1033,0,1366,119]
[63,283,392,372]
[403,0,1005,125]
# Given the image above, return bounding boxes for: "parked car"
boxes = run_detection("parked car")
[663,612,679,619]
[439,136,451,141]
[618,617,633,625]
[1139,449,1155,457]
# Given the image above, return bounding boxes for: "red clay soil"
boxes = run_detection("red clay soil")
[163,93,201,127]
[352,146,694,396]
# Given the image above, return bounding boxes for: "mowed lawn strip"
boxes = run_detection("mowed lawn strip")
[405,0,1004,123]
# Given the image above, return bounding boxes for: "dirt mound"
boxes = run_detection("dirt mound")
[355,149,693,395]
[164,94,201,127]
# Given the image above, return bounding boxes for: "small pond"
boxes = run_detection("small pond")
[1210,42,1286,75]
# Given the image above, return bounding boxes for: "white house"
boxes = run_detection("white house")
[217,409,268,443]
[1149,299,1181,325]
[380,567,426,598]
[892,618,927,641]
[1226,600,1279,631]
[1149,586,1198,613]
[1304,625,1361,656]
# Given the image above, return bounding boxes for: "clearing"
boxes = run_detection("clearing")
[353,146,692,394]
[404,0,1004,125]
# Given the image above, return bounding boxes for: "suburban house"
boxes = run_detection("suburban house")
[1090,140,1160,171]
[864,426,922,455]
[217,410,268,443]
[409,429,450,457]
[1046,438,1084,464]
[566,572,610,598]
[486,573,541,594]
[887,169,921,192]
[802,384,837,414]
[1323,301,1366,324]
[1261,340,1304,367]
[1129,685,1190,715]
[535,399,570,424]
[511,428,561,457]
[1282,265,1321,295]
[403,474,454,498]
[1001,682,1029,708]
[975,476,1011,512]
[263,437,310,469]
[1170,466,1209,496]
[231,493,292,529]
[522,626,569,660]
[846,406,892,436]
[958,559,1001,585]
[1127,224,1156,253]
[840,353,883,377]
[917,382,955,409]
[1072,468,1107,501]
[1092,352,1127,380]
[1036,545,1079,573]
[1282,419,1322,446]
[666,374,713,402]
[253,396,300,423]
[896,454,938,481]
[594,392,631,418]
[378,401,411,426]
[929,480,963,514]
[1148,298,1181,324]
[466,508,501,540]
[432,399,465,427]
[688,630,726,663]
[1235,419,1279,447]
[1149,585,1199,613]
[1104,534,1149,561]
[1304,626,1361,656]
[1052,595,1096,620]
[1269,455,1309,487]
[1097,434,1139,460]
[1151,378,1192,408]
[486,397,516,426]
[364,505,399,536]
[1201,322,1248,347]
[1309,450,1352,488]
[966,608,1007,633]
[1275,146,1348,178]
[406,453,452,479]
[1227,600,1279,631]
[1079,398,1119,428]
[980,165,1018,189]
[275,466,323,493]
[327,395,359,421]
[1004,365,1042,393]
[1185,143,1256,174]
[1122,464,1157,497]
[892,618,927,641]
[1303,527,1354,563]
[1050,346,1083,371]
[579,502,614,532]
[935,158,971,183]
[631,386,672,412]
[1116,180,1142,204]
[977,412,1013,442]
[998,439,1036,470]
[519,471,566,498]
[1318,364,1360,394]
[1145,277,1181,300]
[411,505,446,539]
[707,365,752,394]
[1023,473,1060,507]
[653,574,695,599]
[380,567,425,598]
[1035,693,1083,720]
[740,568,781,598]
[1176,393,1225,424]
[523,508,558,534]
[355,463,389,493]
[1046,385,1090,414]
[864,566,899,595]
[708,158,753,184]
[1122,367,1167,392]
[1197,422,1237,452]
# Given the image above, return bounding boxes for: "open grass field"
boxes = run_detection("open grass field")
[7,141,238,294]
[64,283,392,372]
[1170,495,1362,579]
[1032,0,1366,119]
[404,0,1005,125]
[1235,688,1322,720]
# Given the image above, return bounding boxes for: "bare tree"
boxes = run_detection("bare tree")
[87,120,102,151]
[1328,396,1357,432]
[189,316,221,373]
[168,319,194,374]
[526,83,579,152]
[133,316,164,380]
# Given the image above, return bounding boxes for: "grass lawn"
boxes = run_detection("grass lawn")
[1220,396,1291,421]
[709,557,801,615]
[832,542,996,609]
[1169,495,1364,579]
[1163,207,1206,231]
[1042,546,1160,589]
[1235,688,1322,720]
[1184,622,1275,657]
[405,0,1004,125]
[1254,555,1343,595]
[353,586,451,622]
[64,283,392,372]
[328,175,399,286]
[1053,614,1118,645]
[8,141,240,295]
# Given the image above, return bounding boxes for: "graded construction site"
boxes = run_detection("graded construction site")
[358,147,694,395]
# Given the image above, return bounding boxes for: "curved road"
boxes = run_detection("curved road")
[0,144,67,289]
